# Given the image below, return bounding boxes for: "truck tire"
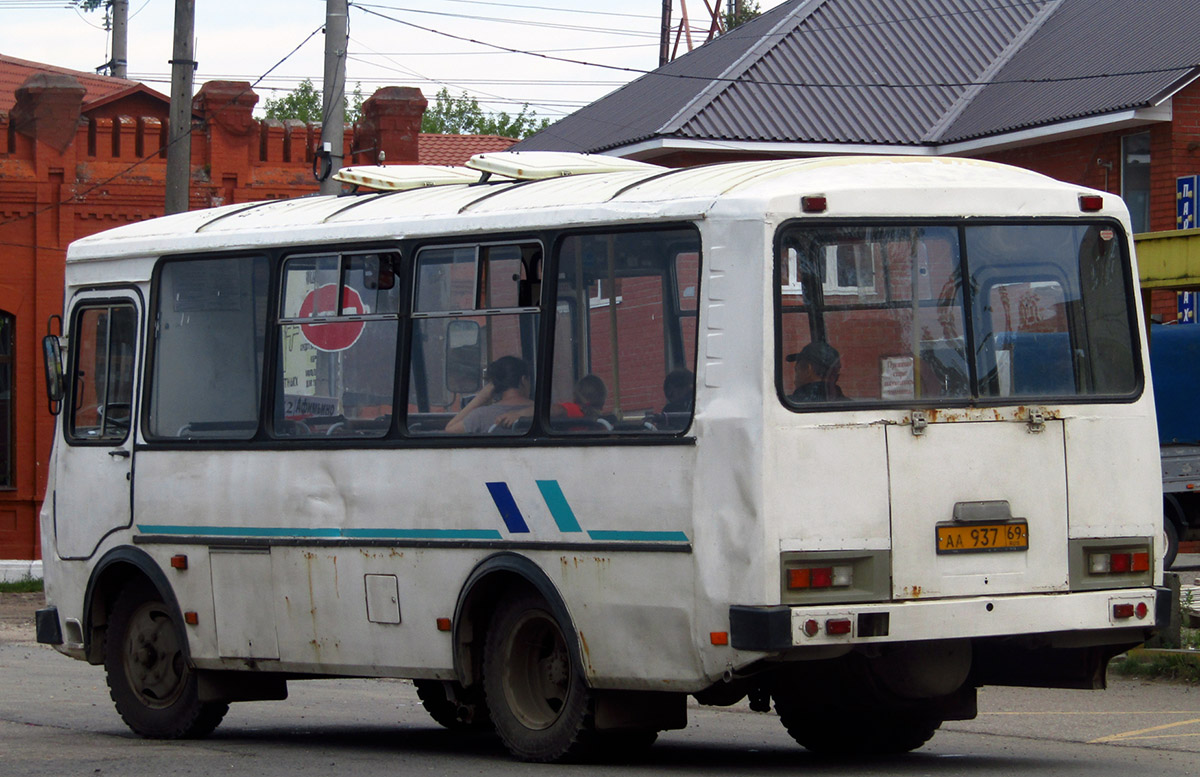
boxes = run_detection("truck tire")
[1165,515,1180,570]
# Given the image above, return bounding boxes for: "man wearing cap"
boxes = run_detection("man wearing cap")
[787,341,846,402]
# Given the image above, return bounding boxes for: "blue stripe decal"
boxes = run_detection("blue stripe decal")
[485,482,530,534]
[536,480,583,533]
[137,525,502,540]
[587,530,690,542]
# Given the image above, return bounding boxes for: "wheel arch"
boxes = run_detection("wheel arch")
[84,546,182,665]
[452,552,581,689]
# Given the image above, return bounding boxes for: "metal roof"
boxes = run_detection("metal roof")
[515,0,1200,154]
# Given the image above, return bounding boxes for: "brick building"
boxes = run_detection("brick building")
[0,55,515,567]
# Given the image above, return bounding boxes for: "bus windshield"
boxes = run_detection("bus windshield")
[777,221,1140,407]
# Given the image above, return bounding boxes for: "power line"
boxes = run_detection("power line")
[0,23,327,248]
[354,4,1200,91]
[352,2,659,39]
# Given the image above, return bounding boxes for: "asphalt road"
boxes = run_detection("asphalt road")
[1,607,1198,777]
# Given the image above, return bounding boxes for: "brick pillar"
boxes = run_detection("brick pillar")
[358,87,428,164]
[11,73,85,153]
[192,81,259,205]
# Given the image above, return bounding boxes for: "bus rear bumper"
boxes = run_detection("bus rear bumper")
[730,587,1165,652]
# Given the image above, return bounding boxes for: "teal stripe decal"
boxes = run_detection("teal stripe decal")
[587,530,690,542]
[536,480,583,533]
[137,525,501,540]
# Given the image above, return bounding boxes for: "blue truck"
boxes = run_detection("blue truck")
[1151,323,1200,567]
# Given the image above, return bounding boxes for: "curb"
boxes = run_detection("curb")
[0,561,43,584]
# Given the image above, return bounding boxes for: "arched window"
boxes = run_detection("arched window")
[0,312,12,487]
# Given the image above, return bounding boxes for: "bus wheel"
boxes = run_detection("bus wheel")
[775,698,940,755]
[104,582,228,739]
[413,679,491,731]
[483,593,593,762]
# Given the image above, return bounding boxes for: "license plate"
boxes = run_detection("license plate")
[936,521,1029,554]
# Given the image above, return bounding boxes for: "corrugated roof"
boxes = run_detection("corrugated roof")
[0,53,162,113]
[516,0,1200,154]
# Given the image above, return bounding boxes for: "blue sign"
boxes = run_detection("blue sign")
[1179,291,1197,324]
[1178,175,1197,229]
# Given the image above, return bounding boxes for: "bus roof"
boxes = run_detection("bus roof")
[66,155,1117,265]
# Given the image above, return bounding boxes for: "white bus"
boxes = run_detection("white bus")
[36,153,1165,762]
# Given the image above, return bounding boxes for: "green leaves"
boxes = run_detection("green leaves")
[420,88,550,140]
[262,79,364,123]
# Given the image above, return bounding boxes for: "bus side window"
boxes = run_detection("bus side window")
[550,228,700,434]
[275,252,400,439]
[149,256,269,440]
[407,242,540,436]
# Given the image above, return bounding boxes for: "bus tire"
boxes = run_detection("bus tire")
[775,697,940,755]
[483,592,593,762]
[413,679,491,731]
[104,582,228,739]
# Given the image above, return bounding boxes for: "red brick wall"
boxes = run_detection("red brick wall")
[0,77,430,559]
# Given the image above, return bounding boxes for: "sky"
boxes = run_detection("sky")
[2,0,791,122]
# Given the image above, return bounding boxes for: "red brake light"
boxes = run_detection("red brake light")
[810,567,834,588]
[1079,194,1103,211]
[1110,553,1132,573]
[1112,603,1136,619]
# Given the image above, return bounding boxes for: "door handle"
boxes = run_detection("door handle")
[108,449,131,459]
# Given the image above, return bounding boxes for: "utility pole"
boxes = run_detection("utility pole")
[659,0,672,67]
[111,0,128,79]
[319,0,348,195]
[164,0,195,215]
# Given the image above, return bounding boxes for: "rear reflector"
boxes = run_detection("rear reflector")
[826,619,853,635]
[1112,603,1136,619]
[802,195,827,213]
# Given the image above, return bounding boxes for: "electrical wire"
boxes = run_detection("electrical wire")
[0,23,328,246]
[354,4,1200,91]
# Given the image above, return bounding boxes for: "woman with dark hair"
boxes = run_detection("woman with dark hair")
[445,355,533,434]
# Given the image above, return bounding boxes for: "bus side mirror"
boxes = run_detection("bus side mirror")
[445,320,482,394]
[42,334,64,414]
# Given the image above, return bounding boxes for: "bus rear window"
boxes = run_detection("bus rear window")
[777,222,1139,408]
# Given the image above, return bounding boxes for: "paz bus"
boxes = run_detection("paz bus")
[36,152,1166,762]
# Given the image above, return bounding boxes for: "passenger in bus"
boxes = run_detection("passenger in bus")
[493,373,607,430]
[662,369,695,414]
[444,355,534,434]
[787,341,846,402]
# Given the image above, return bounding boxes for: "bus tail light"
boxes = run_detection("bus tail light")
[1088,550,1150,575]
[780,551,890,604]
[787,565,853,590]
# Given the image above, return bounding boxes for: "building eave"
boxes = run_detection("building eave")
[608,104,1174,163]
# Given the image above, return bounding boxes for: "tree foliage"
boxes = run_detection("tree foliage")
[262,79,364,124]
[724,0,762,31]
[421,88,550,140]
